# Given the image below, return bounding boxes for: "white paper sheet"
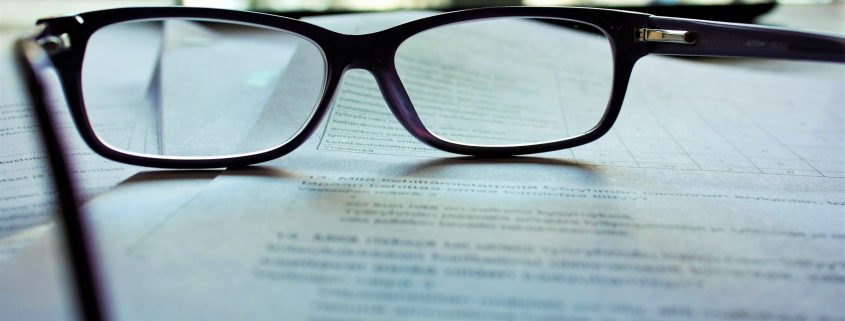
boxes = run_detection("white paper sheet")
[1,11,844,321]
[0,31,141,258]
[87,12,844,321]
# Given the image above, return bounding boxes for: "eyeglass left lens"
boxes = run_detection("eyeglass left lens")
[81,19,326,158]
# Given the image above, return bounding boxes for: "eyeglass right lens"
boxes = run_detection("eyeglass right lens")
[81,19,327,158]
[395,17,614,147]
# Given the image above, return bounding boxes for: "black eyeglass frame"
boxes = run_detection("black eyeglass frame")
[31,6,845,169]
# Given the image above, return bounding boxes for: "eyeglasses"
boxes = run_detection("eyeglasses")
[24,6,845,168]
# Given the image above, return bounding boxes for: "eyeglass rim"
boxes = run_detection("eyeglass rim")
[32,6,845,168]
[29,6,649,168]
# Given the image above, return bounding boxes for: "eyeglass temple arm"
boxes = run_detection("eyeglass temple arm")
[15,34,108,321]
[645,16,845,64]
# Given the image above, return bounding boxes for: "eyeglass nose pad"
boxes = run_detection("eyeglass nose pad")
[350,64,440,146]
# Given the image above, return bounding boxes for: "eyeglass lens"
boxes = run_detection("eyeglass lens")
[396,18,613,147]
[82,19,327,158]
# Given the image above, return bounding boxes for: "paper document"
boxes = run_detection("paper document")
[1,11,844,321]
[81,12,845,321]
[0,31,141,259]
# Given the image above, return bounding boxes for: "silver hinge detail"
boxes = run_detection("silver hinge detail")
[37,33,71,55]
[637,28,696,44]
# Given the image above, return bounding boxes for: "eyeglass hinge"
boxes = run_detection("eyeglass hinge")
[637,28,696,44]
[37,33,71,55]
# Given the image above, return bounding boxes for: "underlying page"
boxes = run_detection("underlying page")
[75,12,845,321]
[0,31,142,260]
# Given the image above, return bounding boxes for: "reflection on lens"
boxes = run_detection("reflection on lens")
[82,19,326,158]
[395,18,613,147]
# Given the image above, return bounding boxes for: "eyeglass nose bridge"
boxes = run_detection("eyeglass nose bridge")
[332,32,394,71]
[326,32,441,147]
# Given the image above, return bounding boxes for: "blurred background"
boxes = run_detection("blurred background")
[0,0,842,31]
